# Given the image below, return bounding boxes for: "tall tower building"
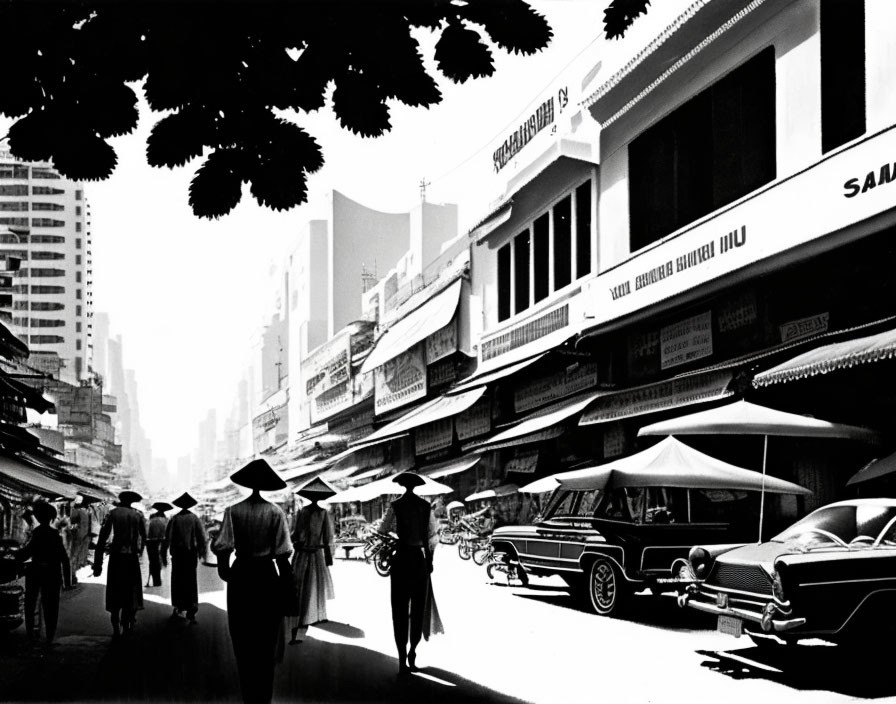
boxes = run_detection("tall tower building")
[0,146,92,384]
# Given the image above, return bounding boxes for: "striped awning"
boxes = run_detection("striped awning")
[0,455,77,500]
[753,327,896,387]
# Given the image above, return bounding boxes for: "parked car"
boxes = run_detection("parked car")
[679,498,896,647]
[488,437,810,617]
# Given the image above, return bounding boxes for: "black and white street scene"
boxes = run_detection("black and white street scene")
[1,1,895,703]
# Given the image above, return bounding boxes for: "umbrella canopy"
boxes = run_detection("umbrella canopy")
[555,437,811,494]
[847,450,896,485]
[327,473,452,503]
[520,475,565,494]
[446,500,465,512]
[465,484,520,502]
[638,400,879,441]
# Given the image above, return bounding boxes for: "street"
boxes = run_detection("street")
[2,547,892,704]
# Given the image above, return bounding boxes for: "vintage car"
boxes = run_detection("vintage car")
[679,498,896,646]
[489,437,809,616]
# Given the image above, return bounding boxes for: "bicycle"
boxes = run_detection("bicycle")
[485,549,529,586]
[364,532,397,577]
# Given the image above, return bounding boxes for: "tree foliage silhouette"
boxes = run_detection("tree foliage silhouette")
[0,1,552,219]
[603,0,651,40]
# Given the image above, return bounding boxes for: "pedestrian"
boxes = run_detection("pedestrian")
[212,459,292,704]
[68,495,92,584]
[380,471,443,677]
[92,490,147,638]
[164,492,207,623]
[146,502,171,588]
[17,501,71,645]
[287,477,336,645]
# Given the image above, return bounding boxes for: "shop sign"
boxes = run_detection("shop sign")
[492,88,567,173]
[428,357,457,388]
[456,396,491,440]
[660,312,713,370]
[585,126,896,326]
[717,291,758,333]
[505,449,539,474]
[415,418,454,455]
[252,402,289,455]
[603,423,626,458]
[374,343,427,414]
[580,370,733,425]
[303,331,351,397]
[514,363,599,414]
[779,312,829,343]
[426,317,458,364]
[311,379,353,424]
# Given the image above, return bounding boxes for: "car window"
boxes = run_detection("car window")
[575,490,603,517]
[645,487,687,524]
[596,488,639,523]
[546,491,578,518]
[773,505,896,544]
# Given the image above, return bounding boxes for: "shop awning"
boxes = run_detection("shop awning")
[345,467,389,486]
[477,321,584,378]
[358,388,485,446]
[420,454,482,479]
[471,391,602,451]
[466,483,519,502]
[0,455,77,499]
[753,327,896,387]
[466,426,565,452]
[449,354,548,395]
[579,370,734,426]
[334,433,408,460]
[469,200,513,244]
[360,279,463,374]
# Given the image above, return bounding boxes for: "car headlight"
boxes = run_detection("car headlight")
[771,570,785,602]
[688,546,711,580]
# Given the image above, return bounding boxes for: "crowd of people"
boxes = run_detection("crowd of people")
[10,457,446,704]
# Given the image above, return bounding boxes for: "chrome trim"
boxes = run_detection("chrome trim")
[518,553,581,564]
[681,597,806,632]
[701,582,781,603]
[801,576,896,588]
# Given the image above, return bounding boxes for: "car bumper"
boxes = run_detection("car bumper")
[678,590,806,632]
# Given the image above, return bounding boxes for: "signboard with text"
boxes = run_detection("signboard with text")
[374,344,427,414]
[660,312,713,370]
[514,363,599,414]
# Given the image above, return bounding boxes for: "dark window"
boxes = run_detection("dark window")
[0,165,29,179]
[28,268,65,278]
[629,48,776,250]
[31,169,60,180]
[75,189,82,199]
[75,255,81,265]
[75,206,82,216]
[31,318,64,328]
[76,305,82,316]
[31,235,64,244]
[553,196,572,290]
[497,243,511,322]
[513,230,530,314]
[31,203,64,212]
[533,215,549,302]
[576,181,592,277]
[0,217,29,226]
[31,218,64,227]
[76,288,82,300]
[31,252,64,260]
[821,0,865,153]
[30,302,63,311]
[0,202,28,211]
[75,238,82,249]
[0,185,28,196]
[31,285,64,294]
[29,335,64,344]
[76,271,81,283]
[76,222,82,232]
[32,186,64,195]
[76,338,82,350]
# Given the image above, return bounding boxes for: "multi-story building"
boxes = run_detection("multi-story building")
[0,147,92,384]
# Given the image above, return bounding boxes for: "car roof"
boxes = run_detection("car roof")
[815,498,896,509]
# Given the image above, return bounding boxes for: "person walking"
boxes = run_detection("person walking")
[17,502,71,645]
[92,490,147,638]
[164,492,207,623]
[287,477,336,645]
[146,502,171,588]
[212,459,292,704]
[67,496,91,585]
[380,472,442,676]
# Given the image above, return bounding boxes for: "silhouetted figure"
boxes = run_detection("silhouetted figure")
[146,502,171,588]
[18,502,71,644]
[381,472,442,676]
[68,496,91,584]
[288,477,336,644]
[213,459,292,704]
[165,492,207,623]
[93,490,146,638]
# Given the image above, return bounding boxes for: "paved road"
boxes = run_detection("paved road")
[1,547,892,703]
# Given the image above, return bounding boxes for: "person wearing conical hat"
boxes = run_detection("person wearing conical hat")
[212,459,292,704]
[164,492,207,623]
[146,502,172,588]
[93,490,147,638]
[286,476,337,645]
[380,472,443,676]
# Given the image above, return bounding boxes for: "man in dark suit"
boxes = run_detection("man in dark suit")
[380,472,439,676]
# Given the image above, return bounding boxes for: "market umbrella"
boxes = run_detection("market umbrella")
[555,437,810,495]
[326,473,452,503]
[446,500,465,512]
[847,450,896,486]
[465,484,519,502]
[638,400,879,540]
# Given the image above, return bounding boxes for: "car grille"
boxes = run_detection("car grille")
[708,563,773,596]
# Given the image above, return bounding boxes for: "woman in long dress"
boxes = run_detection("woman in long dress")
[288,477,337,644]
[212,459,292,704]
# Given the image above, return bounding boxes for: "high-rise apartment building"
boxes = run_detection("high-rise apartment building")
[0,146,92,384]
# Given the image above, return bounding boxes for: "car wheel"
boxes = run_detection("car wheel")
[589,558,628,617]
[373,553,391,577]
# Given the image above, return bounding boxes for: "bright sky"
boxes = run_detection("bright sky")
[77,1,613,468]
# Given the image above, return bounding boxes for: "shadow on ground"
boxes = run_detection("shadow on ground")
[697,643,896,699]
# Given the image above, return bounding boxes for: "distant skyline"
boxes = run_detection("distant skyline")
[4,2,618,467]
